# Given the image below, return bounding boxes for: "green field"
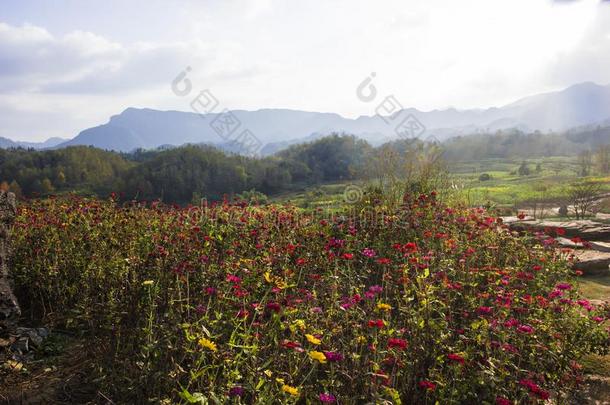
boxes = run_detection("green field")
[448,157,610,210]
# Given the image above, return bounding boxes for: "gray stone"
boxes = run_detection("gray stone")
[556,237,585,249]
[507,219,610,241]
[572,250,610,276]
[11,336,29,353]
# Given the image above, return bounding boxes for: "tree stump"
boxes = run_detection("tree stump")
[0,187,19,334]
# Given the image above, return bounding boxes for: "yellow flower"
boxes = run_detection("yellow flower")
[305,334,321,345]
[198,337,217,352]
[377,302,392,311]
[309,350,327,364]
[282,384,299,396]
[264,271,273,283]
[264,369,273,378]
[142,280,154,286]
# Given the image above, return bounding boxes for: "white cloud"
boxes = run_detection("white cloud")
[1,0,610,141]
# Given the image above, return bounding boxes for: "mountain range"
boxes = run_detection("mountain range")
[7,82,610,154]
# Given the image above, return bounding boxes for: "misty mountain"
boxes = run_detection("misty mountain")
[0,136,67,150]
[7,82,610,154]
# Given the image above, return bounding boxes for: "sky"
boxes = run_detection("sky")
[1,0,610,142]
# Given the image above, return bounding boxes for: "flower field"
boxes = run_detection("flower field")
[9,192,610,403]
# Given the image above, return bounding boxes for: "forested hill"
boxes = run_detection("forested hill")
[0,135,371,203]
[3,126,610,203]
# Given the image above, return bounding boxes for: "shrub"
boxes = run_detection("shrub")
[10,194,609,403]
[478,173,491,181]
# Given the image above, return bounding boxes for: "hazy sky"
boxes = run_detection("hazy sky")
[1,0,610,141]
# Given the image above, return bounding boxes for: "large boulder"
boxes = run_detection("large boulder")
[589,241,610,252]
[572,250,610,276]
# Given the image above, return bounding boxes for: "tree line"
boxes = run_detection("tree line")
[3,125,610,203]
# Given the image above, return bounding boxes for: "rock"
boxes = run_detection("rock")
[589,241,610,253]
[572,250,610,276]
[499,216,534,224]
[10,327,50,351]
[507,219,610,241]
[556,237,586,249]
[11,336,29,353]
[36,327,49,339]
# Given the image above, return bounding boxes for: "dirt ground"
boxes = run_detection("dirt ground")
[0,334,104,404]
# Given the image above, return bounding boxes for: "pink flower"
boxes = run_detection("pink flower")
[362,248,377,258]
[556,282,572,290]
[517,325,534,334]
[496,397,511,405]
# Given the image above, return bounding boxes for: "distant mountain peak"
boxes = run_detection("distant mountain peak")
[6,81,608,154]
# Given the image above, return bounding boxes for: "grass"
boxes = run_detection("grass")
[267,156,610,211]
[577,273,610,377]
[448,156,610,207]
[581,354,610,377]
[578,274,610,301]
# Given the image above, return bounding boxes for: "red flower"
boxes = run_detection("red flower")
[495,397,511,405]
[387,338,408,350]
[447,353,465,364]
[342,253,354,260]
[418,380,436,391]
[404,242,418,252]
[477,306,493,316]
[281,340,301,349]
[367,319,384,328]
[265,302,281,313]
[519,379,549,400]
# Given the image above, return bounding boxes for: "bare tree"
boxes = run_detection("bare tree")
[595,144,610,174]
[568,181,602,219]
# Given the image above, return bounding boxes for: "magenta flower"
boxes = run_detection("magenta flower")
[228,386,244,397]
[517,325,534,334]
[319,393,336,403]
[323,351,344,362]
